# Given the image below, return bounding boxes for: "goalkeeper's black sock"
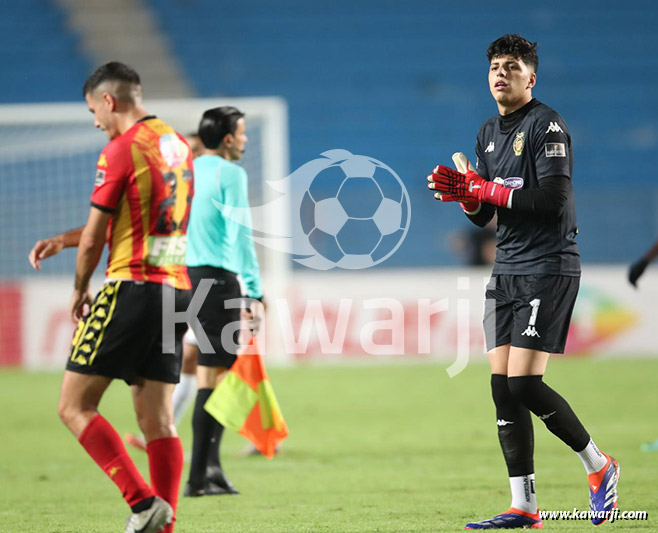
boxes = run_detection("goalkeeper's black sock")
[207,422,225,468]
[508,375,590,452]
[188,388,219,488]
[491,374,534,477]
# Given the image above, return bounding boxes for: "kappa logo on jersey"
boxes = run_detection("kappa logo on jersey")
[97,153,108,168]
[497,419,514,427]
[485,141,495,153]
[521,326,540,338]
[544,143,566,158]
[513,131,525,156]
[503,177,524,189]
[546,121,563,134]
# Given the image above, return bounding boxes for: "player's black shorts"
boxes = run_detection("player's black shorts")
[483,274,579,354]
[188,266,242,368]
[67,280,189,384]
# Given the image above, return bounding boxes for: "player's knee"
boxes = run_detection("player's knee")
[491,374,514,406]
[57,399,78,428]
[507,375,544,405]
[136,411,176,441]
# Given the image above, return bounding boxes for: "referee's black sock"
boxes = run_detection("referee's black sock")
[188,388,219,488]
[207,422,225,468]
[508,375,590,452]
[491,374,534,476]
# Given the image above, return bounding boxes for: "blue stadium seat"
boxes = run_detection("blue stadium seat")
[0,0,89,102]
[144,0,658,266]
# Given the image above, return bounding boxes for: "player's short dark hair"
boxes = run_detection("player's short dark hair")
[487,34,539,72]
[198,106,245,149]
[82,62,141,101]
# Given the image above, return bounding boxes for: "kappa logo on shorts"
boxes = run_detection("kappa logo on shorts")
[521,326,541,338]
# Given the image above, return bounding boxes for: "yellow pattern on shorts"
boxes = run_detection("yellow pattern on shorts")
[69,281,121,366]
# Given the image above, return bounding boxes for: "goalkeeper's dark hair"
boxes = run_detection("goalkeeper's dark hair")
[83,62,141,102]
[487,34,539,72]
[198,106,245,150]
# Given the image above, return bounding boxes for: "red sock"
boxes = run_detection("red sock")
[78,414,154,508]
[147,437,184,533]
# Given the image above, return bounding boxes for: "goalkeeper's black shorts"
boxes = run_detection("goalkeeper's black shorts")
[483,274,579,354]
[66,280,189,384]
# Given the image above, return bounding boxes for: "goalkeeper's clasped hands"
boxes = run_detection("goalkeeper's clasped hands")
[426,152,512,213]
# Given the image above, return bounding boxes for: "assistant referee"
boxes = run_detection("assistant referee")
[184,106,264,497]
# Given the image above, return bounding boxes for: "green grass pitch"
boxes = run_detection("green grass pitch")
[1,358,656,532]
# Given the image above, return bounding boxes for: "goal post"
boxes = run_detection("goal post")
[0,97,292,367]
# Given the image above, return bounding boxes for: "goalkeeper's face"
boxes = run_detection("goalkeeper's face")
[85,92,120,140]
[488,55,536,112]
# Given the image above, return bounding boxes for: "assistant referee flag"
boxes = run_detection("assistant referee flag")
[204,338,288,458]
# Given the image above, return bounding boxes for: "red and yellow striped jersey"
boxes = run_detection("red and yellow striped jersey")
[90,116,194,289]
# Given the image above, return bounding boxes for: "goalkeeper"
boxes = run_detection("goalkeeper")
[427,34,619,529]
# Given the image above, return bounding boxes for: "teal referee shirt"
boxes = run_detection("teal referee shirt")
[186,154,262,298]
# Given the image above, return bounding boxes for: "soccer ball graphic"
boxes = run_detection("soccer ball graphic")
[299,153,410,269]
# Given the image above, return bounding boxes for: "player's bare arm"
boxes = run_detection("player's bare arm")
[29,226,85,270]
[70,207,111,322]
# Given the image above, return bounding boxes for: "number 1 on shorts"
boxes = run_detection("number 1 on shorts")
[529,298,541,326]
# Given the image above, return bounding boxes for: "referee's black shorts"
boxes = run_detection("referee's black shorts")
[188,266,242,368]
[483,274,579,354]
[67,280,189,384]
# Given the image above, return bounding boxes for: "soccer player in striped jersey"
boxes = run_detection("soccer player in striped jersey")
[29,62,193,533]
[124,131,206,454]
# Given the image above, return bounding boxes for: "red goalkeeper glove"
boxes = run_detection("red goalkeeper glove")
[427,156,511,209]
[451,152,480,214]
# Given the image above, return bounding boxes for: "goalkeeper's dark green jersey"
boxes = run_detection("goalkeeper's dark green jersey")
[474,98,580,276]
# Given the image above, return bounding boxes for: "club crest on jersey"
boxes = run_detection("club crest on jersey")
[503,177,524,189]
[513,131,525,157]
